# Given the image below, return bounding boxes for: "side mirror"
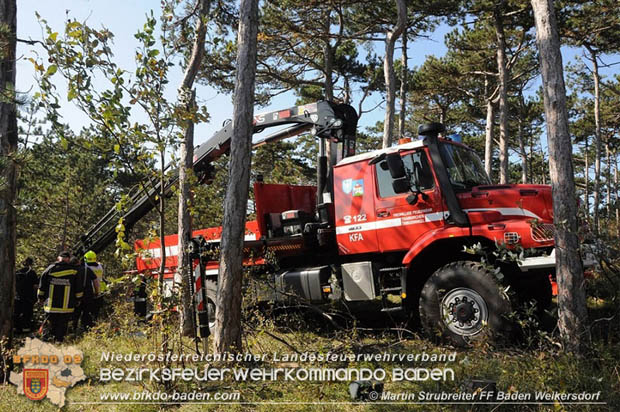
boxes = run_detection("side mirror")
[392,177,410,194]
[386,152,406,179]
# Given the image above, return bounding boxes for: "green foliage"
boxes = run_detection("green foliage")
[347,0,455,40]
[566,63,620,227]
[559,0,620,52]
[15,128,122,269]
[182,155,229,231]
[32,11,207,273]
[407,55,464,126]
[252,140,315,185]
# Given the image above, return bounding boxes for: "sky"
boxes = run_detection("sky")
[15,0,620,152]
[15,0,446,148]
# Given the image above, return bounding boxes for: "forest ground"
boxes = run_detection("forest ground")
[1,269,618,412]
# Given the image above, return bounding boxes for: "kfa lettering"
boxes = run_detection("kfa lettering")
[349,233,364,242]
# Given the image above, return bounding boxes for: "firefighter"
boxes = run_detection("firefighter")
[72,256,99,333]
[84,250,105,319]
[14,257,38,333]
[132,274,147,320]
[38,251,84,342]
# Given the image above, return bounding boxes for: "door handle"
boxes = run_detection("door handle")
[519,189,538,196]
[377,210,390,218]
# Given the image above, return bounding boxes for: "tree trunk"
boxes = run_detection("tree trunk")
[213,0,258,354]
[614,149,620,237]
[382,0,406,149]
[542,152,547,184]
[178,0,210,338]
[322,13,338,168]
[323,12,334,102]
[61,189,69,250]
[178,90,196,337]
[343,76,351,104]
[528,129,534,183]
[439,106,446,125]
[158,150,166,295]
[584,135,589,220]
[588,47,601,235]
[517,92,528,184]
[0,0,17,343]
[531,0,590,353]
[494,4,510,184]
[606,141,611,229]
[517,116,528,183]
[398,30,407,140]
[484,97,495,180]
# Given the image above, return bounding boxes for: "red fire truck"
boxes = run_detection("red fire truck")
[98,100,573,346]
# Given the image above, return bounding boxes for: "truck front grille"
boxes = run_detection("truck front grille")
[531,223,554,242]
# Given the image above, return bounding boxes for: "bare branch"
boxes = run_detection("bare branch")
[16,38,44,46]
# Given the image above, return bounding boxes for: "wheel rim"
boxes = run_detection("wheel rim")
[440,287,489,336]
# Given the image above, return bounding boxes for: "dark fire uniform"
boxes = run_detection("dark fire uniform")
[38,261,84,342]
[15,265,38,332]
[132,275,147,319]
[73,263,98,332]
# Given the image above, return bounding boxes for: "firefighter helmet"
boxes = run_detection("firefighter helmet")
[84,250,97,263]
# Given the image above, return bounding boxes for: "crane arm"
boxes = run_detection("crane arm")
[73,100,358,256]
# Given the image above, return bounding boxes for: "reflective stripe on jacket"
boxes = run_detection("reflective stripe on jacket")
[38,262,84,313]
[87,262,106,293]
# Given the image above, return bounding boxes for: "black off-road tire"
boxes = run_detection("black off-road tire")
[419,261,512,347]
[507,271,556,333]
[509,271,553,313]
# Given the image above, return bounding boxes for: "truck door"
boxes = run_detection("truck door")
[334,160,379,255]
[373,149,444,253]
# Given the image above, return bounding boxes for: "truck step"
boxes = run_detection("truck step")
[380,307,403,313]
[379,267,403,273]
[380,287,402,293]
[379,266,406,313]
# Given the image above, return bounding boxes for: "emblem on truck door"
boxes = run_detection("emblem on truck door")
[342,179,364,196]
[342,179,352,194]
[352,180,364,196]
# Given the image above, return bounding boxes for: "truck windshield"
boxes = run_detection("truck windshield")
[440,143,491,190]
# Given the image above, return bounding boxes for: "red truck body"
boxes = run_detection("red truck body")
[128,101,568,345]
[135,183,318,276]
[136,138,555,281]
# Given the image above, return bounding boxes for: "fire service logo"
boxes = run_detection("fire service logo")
[23,369,49,401]
[10,338,86,407]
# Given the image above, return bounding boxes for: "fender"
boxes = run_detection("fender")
[402,212,552,266]
[402,226,470,266]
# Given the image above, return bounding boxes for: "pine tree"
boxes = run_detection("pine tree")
[0,0,17,343]
[560,0,620,233]
[214,0,259,354]
[175,0,210,338]
[531,0,590,353]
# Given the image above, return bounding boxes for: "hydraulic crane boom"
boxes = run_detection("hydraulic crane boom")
[73,100,358,256]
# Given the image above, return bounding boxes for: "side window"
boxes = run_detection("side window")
[375,151,434,198]
[412,151,435,191]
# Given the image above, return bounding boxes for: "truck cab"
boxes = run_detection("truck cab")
[327,132,558,345]
[334,137,555,263]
